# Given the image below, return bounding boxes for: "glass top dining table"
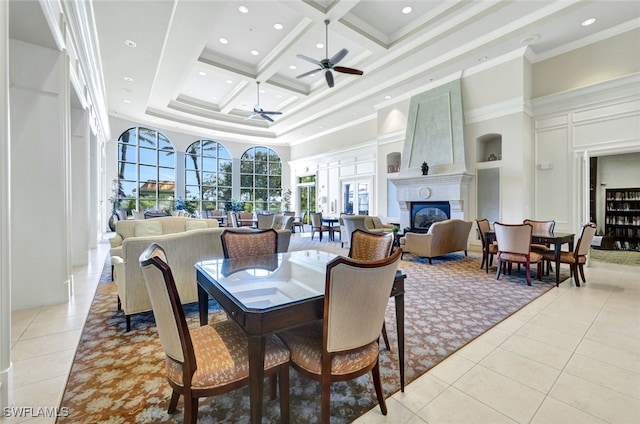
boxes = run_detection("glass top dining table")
[195,249,407,423]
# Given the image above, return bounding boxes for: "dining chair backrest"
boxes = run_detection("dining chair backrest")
[523,219,555,235]
[310,212,321,226]
[221,228,279,258]
[139,244,191,365]
[348,229,393,260]
[575,223,597,256]
[494,222,533,255]
[324,248,402,353]
[476,219,491,239]
[257,213,275,230]
[227,211,240,228]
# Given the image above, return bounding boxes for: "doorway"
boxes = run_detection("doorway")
[342,178,371,215]
[297,175,316,224]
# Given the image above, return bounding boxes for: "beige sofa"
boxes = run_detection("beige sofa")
[341,215,395,248]
[110,217,291,331]
[400,219,473,263]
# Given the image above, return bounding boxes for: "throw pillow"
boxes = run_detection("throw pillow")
[185,220,208,231]
[134,220,162,237]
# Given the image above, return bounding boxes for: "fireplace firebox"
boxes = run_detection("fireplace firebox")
[410,202,450,233]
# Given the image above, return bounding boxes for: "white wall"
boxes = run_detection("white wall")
[70,105,90,266]
[10,40,70,309]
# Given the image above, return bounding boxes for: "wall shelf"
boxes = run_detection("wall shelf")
[605,188,640,250]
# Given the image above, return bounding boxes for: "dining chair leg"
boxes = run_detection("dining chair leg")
[371,361,387,415]
[480,252,486,270]
[496,260,503,280]
[381,323,391,351]
[578,264,586,283]
[168,390,180,413]
[571,264,581,287]
[525,264,532,286]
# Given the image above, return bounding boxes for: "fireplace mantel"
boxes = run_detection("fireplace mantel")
[390,172,474,229]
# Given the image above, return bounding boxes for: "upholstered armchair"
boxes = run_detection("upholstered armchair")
[401,219,473,263]
[341,215,391,249]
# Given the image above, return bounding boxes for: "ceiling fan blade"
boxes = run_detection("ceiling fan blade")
[334,66,363,75]
[260,113,274,122]
[329,48,348,66]
[296,68,322,79]
[262,111,282,115]
[296,53,322,67]
[245,114,257,121]
[325,70,334,88]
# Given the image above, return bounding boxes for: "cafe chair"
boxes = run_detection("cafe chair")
[348,229,394,351]
[221,228,278,258]
[291,211,306,233]
[542,222,596,287]
[227,211,239,228]
[494,222,543,286]
[310,212,332,242]
[138,243,290,424]
[278,249,402,424]
[476,219,498,272]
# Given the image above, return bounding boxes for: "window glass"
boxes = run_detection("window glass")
[240,146,283,212]
[116,127,175,214]
[184,140,232,211]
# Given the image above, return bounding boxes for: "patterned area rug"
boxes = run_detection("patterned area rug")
[58,239,565,423]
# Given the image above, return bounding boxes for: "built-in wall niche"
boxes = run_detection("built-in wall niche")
[387,152,401,173]
[476,133,502,163]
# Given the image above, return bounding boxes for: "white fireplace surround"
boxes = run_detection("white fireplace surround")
[391,173,474,229]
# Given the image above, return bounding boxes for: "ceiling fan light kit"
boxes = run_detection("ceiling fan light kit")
[245,81,283,122]
[296,19,363,88]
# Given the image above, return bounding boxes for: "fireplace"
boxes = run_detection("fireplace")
[411,202,450,233]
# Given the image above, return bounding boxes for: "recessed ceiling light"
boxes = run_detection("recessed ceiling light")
[198,71,207,76]
[402,6,413,14]
[219,38,228,44]
[385,95,392,100]
[276,95,283,99]
[316,43,324,49]
[238,5,249,14]
[123,99,131,104]
[478,56,489,62]
[289,65,297,70]
[582,17,596,26]
[123,76,133,83]
[520,34,540,45]
[226,80,233,84]
[274,23,283,30]
[250,50,259,56]
[124,39,137,48]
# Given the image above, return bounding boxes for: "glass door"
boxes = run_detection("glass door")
[297,175,316,224]
[342,178,371,215]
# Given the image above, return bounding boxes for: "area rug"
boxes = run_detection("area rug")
[58,250,565,423]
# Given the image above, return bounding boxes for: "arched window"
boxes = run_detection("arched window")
[185,140,232,212]
[240,146,282,212]
[117,127,175,213]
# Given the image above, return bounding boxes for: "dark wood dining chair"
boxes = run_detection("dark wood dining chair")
[542,222,596,287]
[494,222,543,286]
[476,219,498,272]
[277,249,402,424]
[138,243,290,423]
[221,228,278,258]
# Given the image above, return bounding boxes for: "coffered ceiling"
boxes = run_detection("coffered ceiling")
[88,1,640,145]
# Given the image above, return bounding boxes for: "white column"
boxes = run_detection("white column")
[71,106,90,266]
[0,0,14,410]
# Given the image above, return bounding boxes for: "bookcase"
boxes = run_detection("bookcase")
[605,188,640,250]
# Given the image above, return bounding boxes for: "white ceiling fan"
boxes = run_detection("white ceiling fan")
[296,19,364,88]
[245,81,282,122]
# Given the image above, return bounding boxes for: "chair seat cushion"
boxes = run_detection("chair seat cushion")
[542,250,586,264]
[278,321,379,376]
[487,244,499,254]
[530,243,553,253]
[499,251,543,263]
[166,320,289,389]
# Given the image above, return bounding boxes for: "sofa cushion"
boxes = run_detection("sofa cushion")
[185,220,208,231]
[134,220,162,237]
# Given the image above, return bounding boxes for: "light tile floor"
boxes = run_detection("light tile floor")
[4,238,640,423]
